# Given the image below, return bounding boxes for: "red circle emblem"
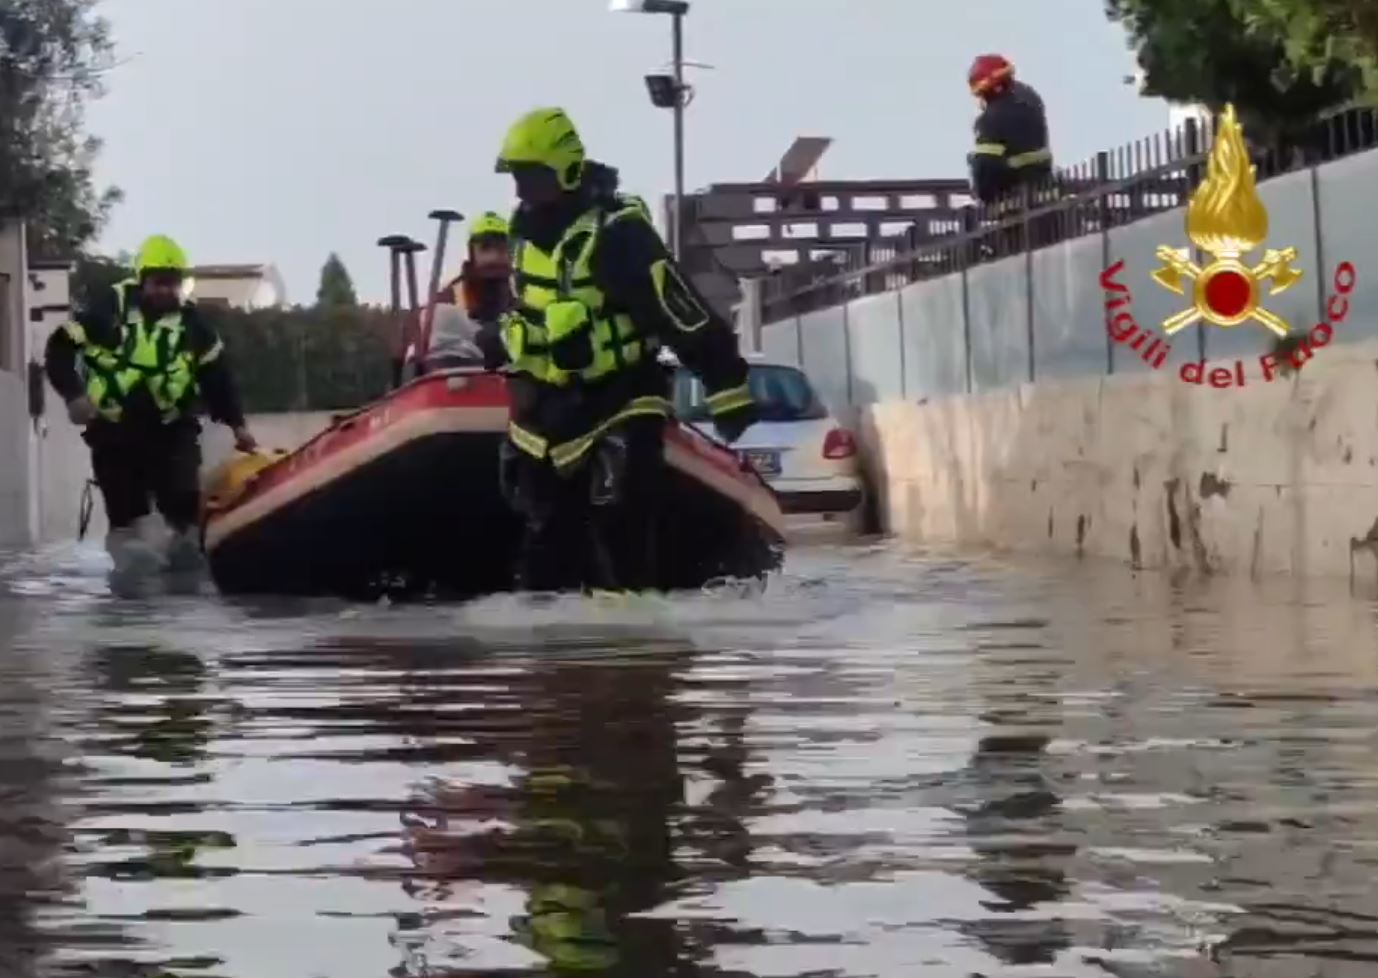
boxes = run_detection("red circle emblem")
[1204,269,1252,319]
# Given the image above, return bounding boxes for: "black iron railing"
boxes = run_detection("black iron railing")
[760,105,1378,324]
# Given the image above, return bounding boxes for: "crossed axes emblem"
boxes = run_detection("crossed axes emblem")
[1151,246,1303,337]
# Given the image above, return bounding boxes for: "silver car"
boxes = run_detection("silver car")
[672,355,865,528]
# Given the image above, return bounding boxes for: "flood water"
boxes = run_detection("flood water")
[2,541,1378,977]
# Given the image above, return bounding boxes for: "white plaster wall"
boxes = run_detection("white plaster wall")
[0,223,36,549]
[37,411,336,544]
[25,265,72,354]
[0,376,31,549]
[199,411,336,469]
[34,415,95,544]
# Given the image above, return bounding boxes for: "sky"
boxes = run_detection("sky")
[85,0,1170,305]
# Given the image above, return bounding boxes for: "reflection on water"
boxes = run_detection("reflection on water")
[1,543,1378,975]
[398,647,692,975]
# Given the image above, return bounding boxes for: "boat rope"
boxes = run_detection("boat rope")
[77,479,96,542]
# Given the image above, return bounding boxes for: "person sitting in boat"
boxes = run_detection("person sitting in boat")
[480,106,758,594]
[423,211,515,371]
[44,234,258,586]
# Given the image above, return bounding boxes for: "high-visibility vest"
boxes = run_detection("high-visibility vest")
[500,199,674,469]
[500,199,656,388]
[62,281,215,423]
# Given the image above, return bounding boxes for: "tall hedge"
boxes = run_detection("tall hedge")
[204,304,401,414]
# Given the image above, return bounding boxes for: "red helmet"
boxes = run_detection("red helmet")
[969,53,1014,95]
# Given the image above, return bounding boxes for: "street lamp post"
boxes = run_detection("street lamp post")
[610,0,691,260]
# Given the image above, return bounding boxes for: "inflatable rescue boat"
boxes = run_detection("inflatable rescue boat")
[201,367,786,599]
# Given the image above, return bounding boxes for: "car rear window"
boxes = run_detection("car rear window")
[674,364,828,422]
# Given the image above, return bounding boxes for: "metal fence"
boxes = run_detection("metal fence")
[759,106,1378,325]
[748,105,1378,413]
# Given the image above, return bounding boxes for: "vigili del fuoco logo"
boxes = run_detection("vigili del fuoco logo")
[1100,104,1357,388]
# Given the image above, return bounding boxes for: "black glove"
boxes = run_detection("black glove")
[475,322,507,373]
[712,401,758,444]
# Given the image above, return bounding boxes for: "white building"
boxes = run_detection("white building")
[187,263,287,310]
[1168,102,1213,132]
[26,259,74,355]
[1122,71,1212,133]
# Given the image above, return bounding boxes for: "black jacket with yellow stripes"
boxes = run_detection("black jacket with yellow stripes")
[45,286,247,430]
[477,162,749,450]
[968,80,1053,205]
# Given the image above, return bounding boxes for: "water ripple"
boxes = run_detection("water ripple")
[0,543,1375,975]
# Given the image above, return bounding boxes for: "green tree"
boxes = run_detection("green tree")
[70,251,131,310]
[0,0,122,256]
[1234,0,1378,98]
[316,252,358,307]
[1106,0,1362,143]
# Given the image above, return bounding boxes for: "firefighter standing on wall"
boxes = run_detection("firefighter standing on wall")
[477,107,757,594]
[966,54,1054,205]
[45,235,257,583]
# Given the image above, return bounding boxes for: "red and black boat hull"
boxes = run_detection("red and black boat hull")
[203,369,785,599]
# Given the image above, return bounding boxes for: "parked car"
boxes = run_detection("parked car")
[671,354,865,526]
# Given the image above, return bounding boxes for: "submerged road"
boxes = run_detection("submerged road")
[0,542,1377,977]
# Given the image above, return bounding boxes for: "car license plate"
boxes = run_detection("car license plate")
[742,449,781,476]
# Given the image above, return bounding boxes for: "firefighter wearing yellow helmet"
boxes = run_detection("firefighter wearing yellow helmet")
[476,107,757,593]
[44,233,257,591]
[456,210,514,324]
[419,212,516,373]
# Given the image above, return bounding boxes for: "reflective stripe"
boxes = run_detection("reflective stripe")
[706,382,752,416]
[77,281,199,422]
[508,421,549,459]
[504,199,652,386]
[649,258,710,333]
[63,321,88,346]
[1009,147,1052,168]
[199,338,224,365]
[547,395,673,471]
[972,142,1006,156]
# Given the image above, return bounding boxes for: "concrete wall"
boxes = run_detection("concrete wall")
[44,410,337,544]
[863,343,1378,580]
[765,145,1378,580]
[0,222,37,549]
[199,411,336,468]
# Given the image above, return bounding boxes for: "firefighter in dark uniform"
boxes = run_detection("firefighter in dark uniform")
[45,234,256,584]
[966,54,1054,205]
[478,107,757,594]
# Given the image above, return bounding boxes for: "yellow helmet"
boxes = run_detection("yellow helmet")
[495,107,586,191]
[469,211,510,241]
[134,234,189,276]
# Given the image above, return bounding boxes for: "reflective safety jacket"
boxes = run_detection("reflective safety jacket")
[45,280,246,428]
[502,198,652,389]
[968,80,1054,205]
[490,169,751,473]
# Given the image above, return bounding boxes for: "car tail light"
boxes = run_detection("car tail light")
[823,427,857,459]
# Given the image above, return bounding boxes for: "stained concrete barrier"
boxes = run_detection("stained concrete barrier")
[754,143,1378,583]
[860,335,1378,582]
